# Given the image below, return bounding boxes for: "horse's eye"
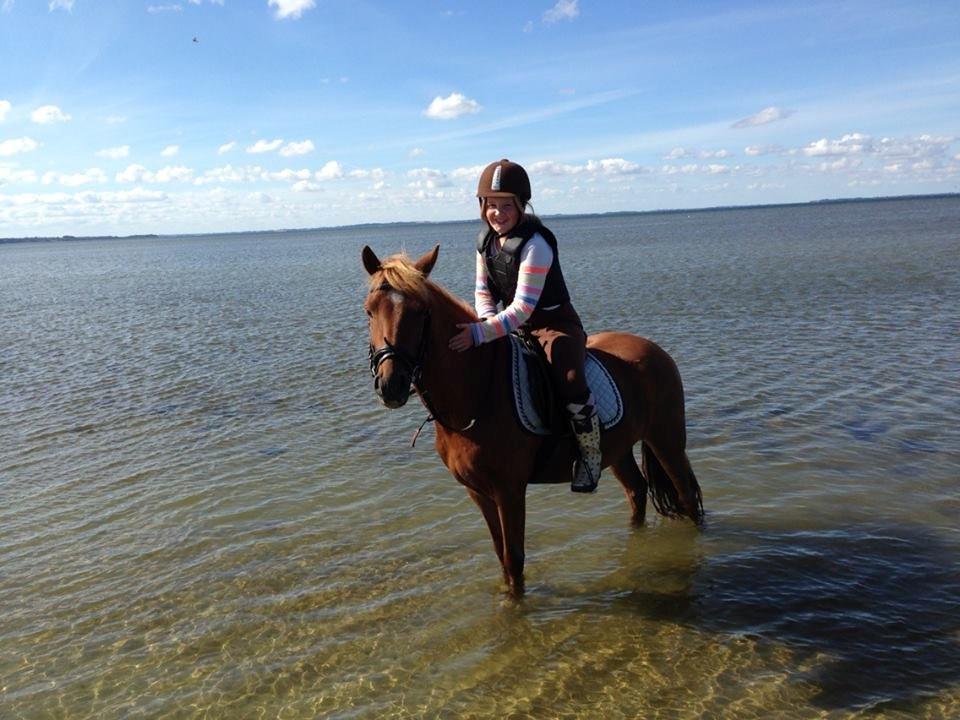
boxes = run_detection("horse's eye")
[365,309,373,318]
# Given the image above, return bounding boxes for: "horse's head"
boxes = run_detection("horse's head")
[362,244,439,408]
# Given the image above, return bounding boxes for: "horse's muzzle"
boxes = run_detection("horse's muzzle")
[374,369,412,408]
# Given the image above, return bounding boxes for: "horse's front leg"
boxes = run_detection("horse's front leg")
[466,488,507,583]
[496,491,526,596]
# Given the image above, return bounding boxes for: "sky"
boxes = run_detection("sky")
[1,0,959,237]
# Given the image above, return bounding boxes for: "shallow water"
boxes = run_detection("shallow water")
[2,197,959,718]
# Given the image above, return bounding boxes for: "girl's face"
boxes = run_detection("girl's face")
[484,197,520,236]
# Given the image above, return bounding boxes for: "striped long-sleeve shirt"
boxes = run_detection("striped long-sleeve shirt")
[470,233,555,346]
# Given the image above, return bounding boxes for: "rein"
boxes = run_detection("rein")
[368,305,477,443]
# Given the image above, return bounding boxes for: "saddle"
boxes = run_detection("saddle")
[508,333,624,437]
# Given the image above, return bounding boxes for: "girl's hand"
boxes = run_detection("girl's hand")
[448,323,475,352]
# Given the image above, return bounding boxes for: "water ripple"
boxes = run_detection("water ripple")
[2,200,959,717]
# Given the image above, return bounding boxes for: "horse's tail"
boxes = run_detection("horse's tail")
[641,442,704,524]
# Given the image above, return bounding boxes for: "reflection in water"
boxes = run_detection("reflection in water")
[514,521,960,714]
[689,523,959,712]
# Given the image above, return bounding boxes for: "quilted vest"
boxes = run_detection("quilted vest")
[476,218,571,313]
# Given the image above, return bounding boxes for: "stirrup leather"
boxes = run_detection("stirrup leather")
[570,407,601,493]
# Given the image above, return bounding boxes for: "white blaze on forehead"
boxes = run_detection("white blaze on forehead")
[387,290,404,306]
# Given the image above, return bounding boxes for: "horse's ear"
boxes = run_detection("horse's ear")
[415,244,440,277]
[362,245,382,276]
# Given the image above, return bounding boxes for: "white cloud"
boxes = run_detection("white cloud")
[161,145,180,157]
[704,164,731,175]
[246,138,284,154]
[817,157,861,172]
[658,162,738,176]
[292,180,323,192]
[407,167,445,180]
[745,144,784,156]
[543,0,579,23]
[350,167,386,181]
[280,139,314,157]
[660,164,701,176]
[407,168,453,191]
[529,158,642,177]
[528,160,584,176]
[0,166,37,185]
[666,147,732,160]
[194,164,264,185]
[0,137,39,156]
[218,141,236,155]
[117,164,150,183]
[802,133,870,157]
[315,160,343,180]
[97,145,130,159]
[0,188,168,216]
[424,93,481,120]
[0,100,10,121]
[105,115,127,125]
[147,4,183,13]
[586,158,641,174]
[154,166,193,183]
[732,106,793,129]
[42,168,108,187]
[116,164,194,183]
[796,134,957,170]
[451,164,486,180]
[265,168,311,182]
[31,105,72,124]
[247,191,274,205]
[874,134,954,159]
[408,147,424,158]
[268,0,315,20]
[48,0,73,11]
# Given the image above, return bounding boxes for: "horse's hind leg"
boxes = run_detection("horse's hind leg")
[611,450,647,527]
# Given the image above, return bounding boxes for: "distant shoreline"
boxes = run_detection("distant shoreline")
[2,192,958,245]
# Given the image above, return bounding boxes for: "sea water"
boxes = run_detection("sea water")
[1,196,959,718]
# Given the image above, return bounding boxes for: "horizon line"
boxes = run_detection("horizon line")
[2,191,958,244]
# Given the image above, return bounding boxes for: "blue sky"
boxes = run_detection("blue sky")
[1,0,958,237]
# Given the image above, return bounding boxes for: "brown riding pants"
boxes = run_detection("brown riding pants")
[524,303,590,407]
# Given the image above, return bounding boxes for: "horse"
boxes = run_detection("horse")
[362,244,703,596]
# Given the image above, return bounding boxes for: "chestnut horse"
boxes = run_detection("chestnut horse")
[362,244,703,596]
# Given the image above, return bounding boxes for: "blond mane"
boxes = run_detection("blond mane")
[368,252,431,302]
[368,251,476,319]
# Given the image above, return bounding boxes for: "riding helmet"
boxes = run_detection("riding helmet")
[476,159,531,204]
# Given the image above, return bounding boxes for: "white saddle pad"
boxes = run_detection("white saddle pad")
[509,334,624,436]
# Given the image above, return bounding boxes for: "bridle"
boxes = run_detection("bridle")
[367,284,476,438]
[368,309,431,388]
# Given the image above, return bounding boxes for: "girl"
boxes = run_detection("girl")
[448,159,600,493]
